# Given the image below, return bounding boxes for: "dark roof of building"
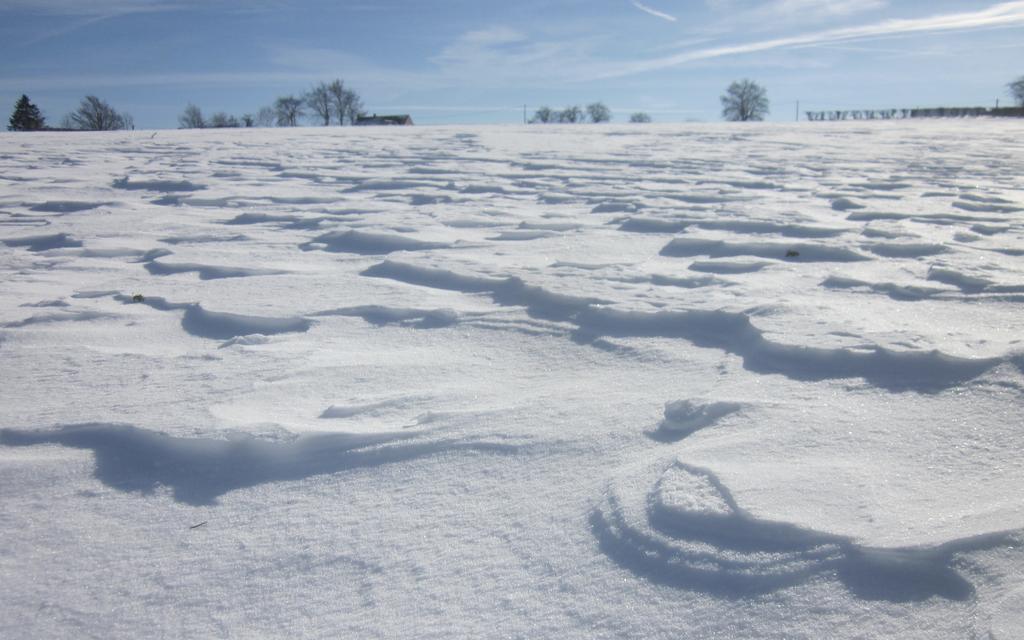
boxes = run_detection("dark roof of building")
[354,114,413,126]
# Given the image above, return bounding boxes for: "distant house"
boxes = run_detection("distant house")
[354,114,414,126]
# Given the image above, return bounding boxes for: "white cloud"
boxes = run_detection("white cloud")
[630,1,677,22]
[266,46,436,94]
[605,1,1024,76]
[456,26,529,46]
[431,27,536,67]
[763,0,886,20]
[428,27,606,86]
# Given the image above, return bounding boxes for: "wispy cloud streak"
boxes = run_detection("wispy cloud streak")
[0,0,280,15]
[0,0,180,15]
[630,1,677,22]
[607,1,1024,76]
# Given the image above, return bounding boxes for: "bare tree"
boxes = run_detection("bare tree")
[1009,76,1024,107]
[255,106,276,127]
[342,89,364,125]
[326,80,346,124]
[558,105,584,123]
[208,112,240,128]
[274,95,304,127]
[720,79,769,122]
[586,102,612,123]
[323,80,364,125]
[241,113,255,127]
[68,95,131,130]
[306,83,332,126]
[629,112,652,123]
[529,106,555,123]
[178,103,205,129]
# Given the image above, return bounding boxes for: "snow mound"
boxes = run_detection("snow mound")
[654,400,743,441]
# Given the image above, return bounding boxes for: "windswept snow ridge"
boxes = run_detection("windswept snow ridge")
[364,259,1001,390]
[113,294,312,340]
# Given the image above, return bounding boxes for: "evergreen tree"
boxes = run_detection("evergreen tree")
[8,95,45,131]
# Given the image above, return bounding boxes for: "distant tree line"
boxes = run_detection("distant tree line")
[805,106,1024,121]
[805,75,1024,122]
[7,94,134,131]
[9,74,1023,131]
[178,104,252,129]
[176,79,364,129]
[530,102,615,124]
[528,80,773,125]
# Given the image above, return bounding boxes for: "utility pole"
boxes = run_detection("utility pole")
[795,100,800,122]
[523,104,527,124]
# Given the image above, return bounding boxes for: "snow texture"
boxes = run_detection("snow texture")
[1,121,1023,639]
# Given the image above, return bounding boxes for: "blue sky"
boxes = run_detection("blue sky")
[2,0,1023,128]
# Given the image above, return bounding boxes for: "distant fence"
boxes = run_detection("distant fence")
[805,106,1024,121]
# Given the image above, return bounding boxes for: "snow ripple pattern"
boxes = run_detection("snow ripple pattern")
[2,122,1024,637]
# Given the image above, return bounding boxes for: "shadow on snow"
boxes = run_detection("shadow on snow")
[0,423,526,506]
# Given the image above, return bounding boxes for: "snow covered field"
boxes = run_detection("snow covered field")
[1,121,1023,638]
